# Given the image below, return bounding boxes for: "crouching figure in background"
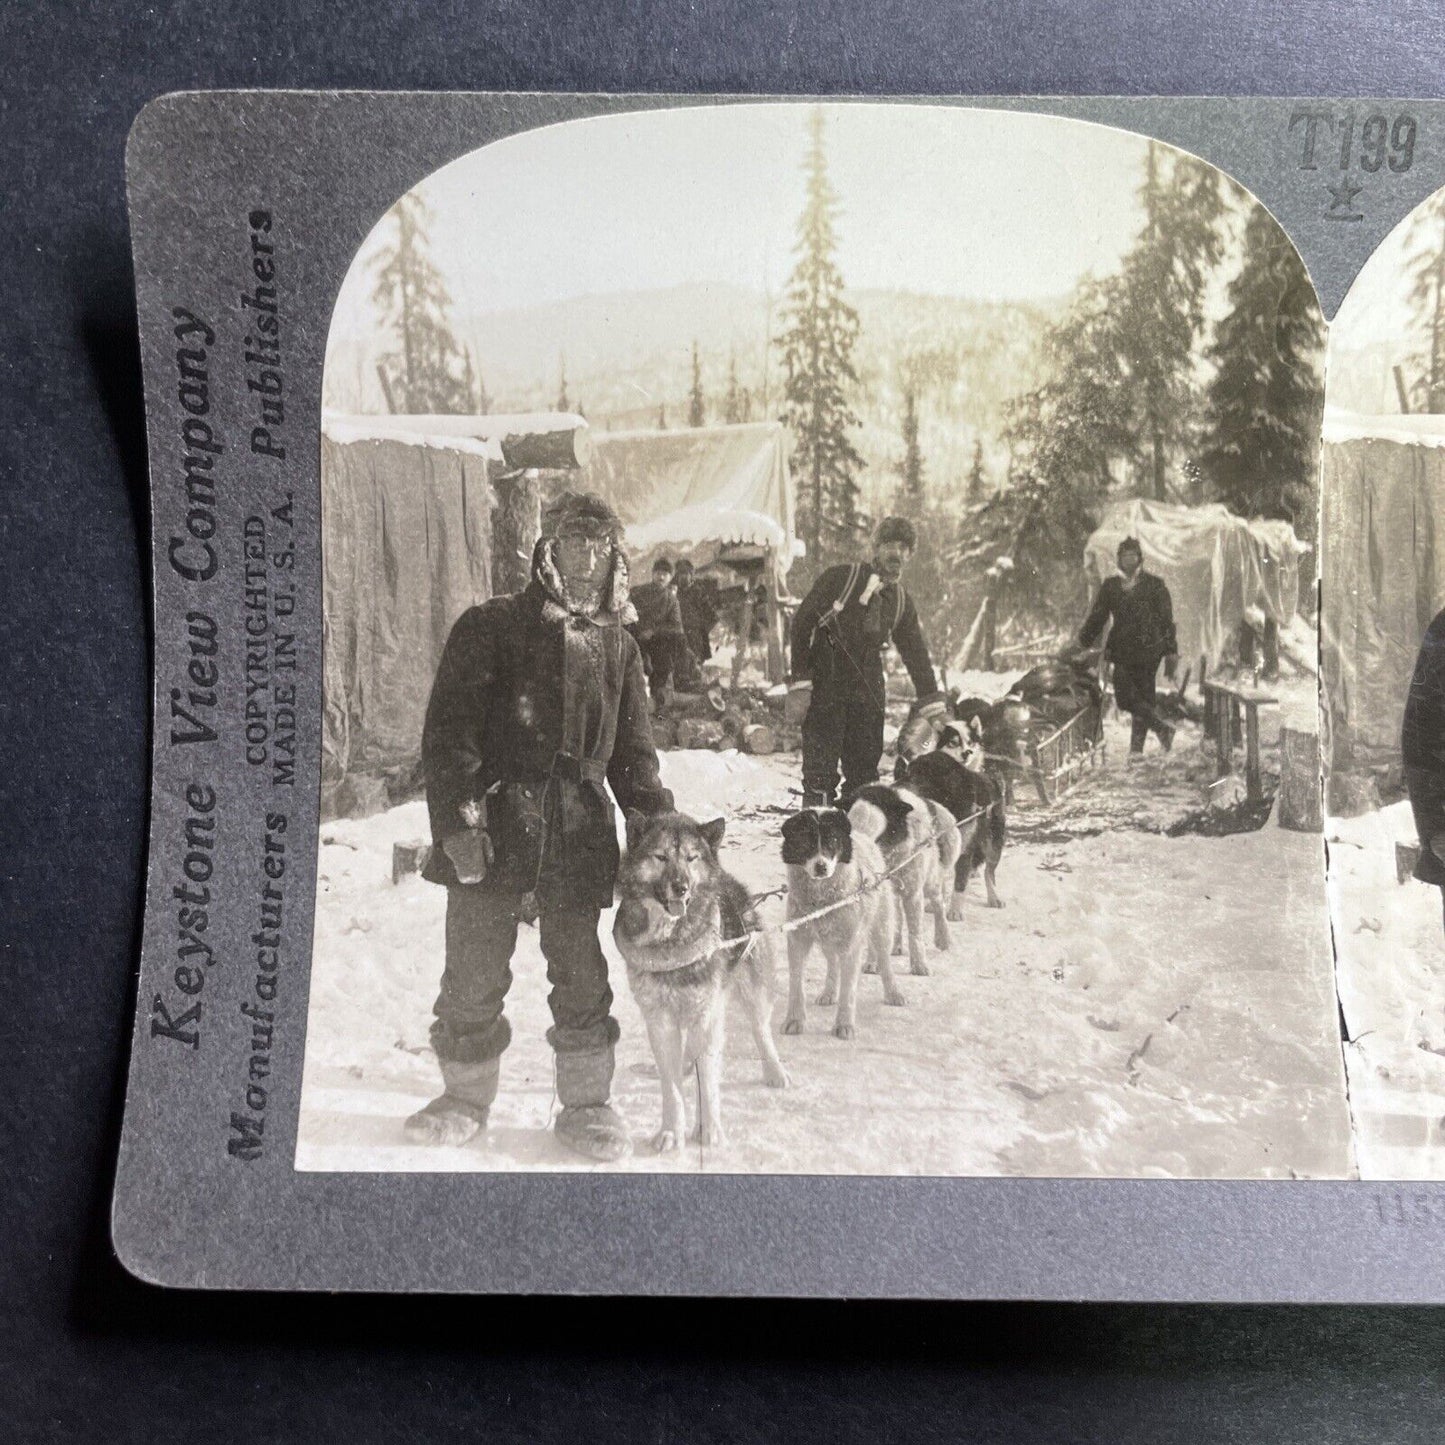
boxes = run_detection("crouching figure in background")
[406,491,674,1162]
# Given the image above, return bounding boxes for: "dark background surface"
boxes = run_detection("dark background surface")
[5,1,1445,1438]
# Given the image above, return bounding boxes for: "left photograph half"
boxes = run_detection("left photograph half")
[296,101,1345,1178]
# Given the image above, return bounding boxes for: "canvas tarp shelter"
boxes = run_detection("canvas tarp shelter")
[1321,410,1445,764]
[1084,498,1307,672]
[579,421,798,585]
[320,415,502,799]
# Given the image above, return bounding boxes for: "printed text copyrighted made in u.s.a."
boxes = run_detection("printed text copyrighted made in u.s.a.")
[148,206,300,1164]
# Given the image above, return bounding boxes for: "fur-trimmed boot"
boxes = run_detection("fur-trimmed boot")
[403,1056,500,1147]
[553,1043,631,1163]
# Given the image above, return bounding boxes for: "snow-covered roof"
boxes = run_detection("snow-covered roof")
[1323,408,1445,447]
[626,502,787,552]
[321,410,589,463]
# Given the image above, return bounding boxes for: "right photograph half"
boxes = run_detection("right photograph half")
[1324,183,1445,1179]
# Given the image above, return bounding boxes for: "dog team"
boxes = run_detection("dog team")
[407,495,1005,1161]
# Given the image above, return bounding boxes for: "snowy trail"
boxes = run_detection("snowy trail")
[297,732,1355,1178]
[1328,801,1445,1179]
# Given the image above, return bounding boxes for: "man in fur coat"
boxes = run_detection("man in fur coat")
[408,492,674,1161]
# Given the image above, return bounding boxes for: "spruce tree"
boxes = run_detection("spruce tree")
[461,348,493,415]
[777,109,865,569]
[897,385,925,511]
[556,355,570,413]
[369,192,470,413]
[966,438,987,503]
[966,274,1137,627]
[1199,204,1325,537]
[688,341,706,426]
[1118,144,1226,498]
[723,352,745,424]
[1404,190,1445,411]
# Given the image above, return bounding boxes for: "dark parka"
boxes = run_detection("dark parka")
[790,562,938,699]
[1078,571,1178,667]
[421,573,673,906]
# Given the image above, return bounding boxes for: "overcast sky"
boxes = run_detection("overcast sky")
[1332,192,1444,353]
[331,103,1170,335]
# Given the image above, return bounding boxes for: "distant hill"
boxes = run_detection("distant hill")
[324,282,1064,512]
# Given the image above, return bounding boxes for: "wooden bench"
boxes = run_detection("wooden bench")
[1200,677,1278,802]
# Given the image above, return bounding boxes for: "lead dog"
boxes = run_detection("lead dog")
[899,724,1007,912]
[779,807,902,1039]
[614,811,790,1152]
[846,783,962,976]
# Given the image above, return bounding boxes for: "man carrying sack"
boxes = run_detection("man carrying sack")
[409,492,674,1161]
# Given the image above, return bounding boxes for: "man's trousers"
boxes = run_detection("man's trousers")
[801,676,886,803]
[429,885,618,1064]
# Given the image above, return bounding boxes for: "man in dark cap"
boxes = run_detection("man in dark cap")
[1076,536,1179,758]
[1404,604,1445,937]
[408,491,674,1161]
[790,515,947,805]
[627,557,687,707]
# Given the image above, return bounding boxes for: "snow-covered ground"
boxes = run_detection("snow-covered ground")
[1328,799,1445,1179]
[296,686,1356,1179]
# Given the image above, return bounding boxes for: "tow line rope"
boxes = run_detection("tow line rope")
[694,803,990,966]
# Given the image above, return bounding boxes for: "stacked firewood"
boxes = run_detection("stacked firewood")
[650,681,800,755]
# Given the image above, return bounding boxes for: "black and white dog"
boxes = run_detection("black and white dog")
[898,723,1007,913]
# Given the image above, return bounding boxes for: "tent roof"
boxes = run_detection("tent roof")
[1323,408,1445,447]
[582,421,797,562]
[1086,498,1308,561]
[1084,498,1307,669]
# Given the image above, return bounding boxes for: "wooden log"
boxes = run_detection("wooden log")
[1326,769,1381,819]
[392,840,433,885]
[488,465,541,595]
[741,722,777,755]
[675,718,727,750]
[1244,703,1264,803]
[784,681,812,726]
[498,422,592,471]
[661,686,726,718]
[650,717,678,749]
[1277,726,1323,832]
[764,577,784,683]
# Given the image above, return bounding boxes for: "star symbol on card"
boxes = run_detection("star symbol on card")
[1325,176,1365,220]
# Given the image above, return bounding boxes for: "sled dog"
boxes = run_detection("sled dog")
[845,783,961,975]
[614,811,790,1152]
[779,807,901,1040]
[899,725,1006,913]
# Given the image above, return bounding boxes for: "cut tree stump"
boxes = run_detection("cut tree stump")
[1397,841,1423,884]
[1277,726,1323,832]
[740,722,777,755]
[392,840,433,884]
[1327,769,1380,818]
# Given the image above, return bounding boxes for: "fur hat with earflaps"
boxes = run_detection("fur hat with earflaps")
[533,491,634,623]
[541,490,624,542]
